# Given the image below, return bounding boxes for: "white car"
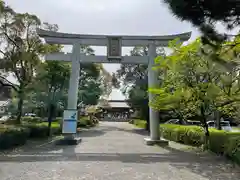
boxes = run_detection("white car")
[0,115,11,121]
[207,121,232,131]
[24,113,36,117]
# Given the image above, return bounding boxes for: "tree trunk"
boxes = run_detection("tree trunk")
[143,106,150,133]
[146,115,150,132]
[215,110,221,130]
[201,105,210,150]
[16,89,24,124]
[47,104,55,136]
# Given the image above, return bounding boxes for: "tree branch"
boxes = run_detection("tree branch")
[0,75,19,91]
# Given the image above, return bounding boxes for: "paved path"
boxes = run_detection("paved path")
[0,122,239,180]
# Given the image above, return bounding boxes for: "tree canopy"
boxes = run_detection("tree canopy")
[0,0,112,122]
[163,0,240,44]
[150,36,240,133]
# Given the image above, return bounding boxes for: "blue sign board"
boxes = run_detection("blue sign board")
[62,110,77,134]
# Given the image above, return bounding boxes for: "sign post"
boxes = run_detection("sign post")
[62,109,77,134]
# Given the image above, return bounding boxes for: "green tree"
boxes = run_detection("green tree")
[34,61,70,134]
[163,0,240,44]
[116,46,165,131]
[151,37,240,146]
[0,5,53,123]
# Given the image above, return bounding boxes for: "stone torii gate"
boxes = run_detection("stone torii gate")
[37,29,191,145]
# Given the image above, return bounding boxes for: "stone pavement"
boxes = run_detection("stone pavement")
[0,122,239,180]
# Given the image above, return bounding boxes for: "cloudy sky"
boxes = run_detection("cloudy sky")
[4,0,224,100]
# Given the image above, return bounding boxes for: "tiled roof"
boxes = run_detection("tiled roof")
[108,101,129,108]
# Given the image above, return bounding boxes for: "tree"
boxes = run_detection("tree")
[98,64,114,97]
[28,46,104,111]
[116,46,165,131]
[78,49,104,106]
[34,61,70,134]
[163,0,240,44]
[0,5,53,123]
[151,37,240,146]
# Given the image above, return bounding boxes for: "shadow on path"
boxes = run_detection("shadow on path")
[0,122,239,180]
[77,129,106,137]
[1,148,239,180]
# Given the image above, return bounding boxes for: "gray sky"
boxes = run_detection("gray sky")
[4,0,225,100]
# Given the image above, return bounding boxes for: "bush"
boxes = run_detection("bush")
[21,117,42,123]
[0,126,30,150]
[0,116,96,150]
[24,122,61,138]
[77,116,97,128]
[133,120,240,163]
[224,137,240,164]
[131,119,147,129]
[160,124,204,146]
[159,124,240,164]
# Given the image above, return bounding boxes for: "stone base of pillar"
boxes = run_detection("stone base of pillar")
[55,136,82,145]
[144,137,169,146]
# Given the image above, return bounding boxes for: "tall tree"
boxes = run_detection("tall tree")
[116,46,165,131]
[163,0,240,44]
[0,5,51,123]
[151,37,240,144]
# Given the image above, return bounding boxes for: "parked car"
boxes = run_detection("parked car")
[24,113,36,117]
[0,115,11,122]
[187,120,202,126]
[164,119,188,125]
[207,121,232,131]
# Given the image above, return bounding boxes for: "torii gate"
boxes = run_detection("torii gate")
[37,29,191,145]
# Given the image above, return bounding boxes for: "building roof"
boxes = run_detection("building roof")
[108,101,129,108]
[98,100,130,109]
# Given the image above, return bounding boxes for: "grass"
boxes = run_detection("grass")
[232,127,240,131]
[35,122,60,128]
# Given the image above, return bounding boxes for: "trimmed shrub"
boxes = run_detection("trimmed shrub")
[0,121,61,150]
[159,124,240,164]
[77,116,97,127]
[21,117,42,123]
[133,120,240,164]
[132,119,147,129]
[24,122,61,138]
[224,137,240,164]
[160,124,204,146]
[0,126,30,150]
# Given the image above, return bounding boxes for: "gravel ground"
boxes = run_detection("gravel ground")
[0,122,239,180]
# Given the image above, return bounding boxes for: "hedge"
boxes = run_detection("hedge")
[0,116,98,150]
[23,122,61,138]
[77,116,98,128]
[0,122,61,150]
[133,119,240,164]
[131,119,147,128]
[0,126,30,150]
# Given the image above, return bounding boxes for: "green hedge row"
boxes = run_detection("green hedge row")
[0,122,61,150]
[132,119,240,164]
[0,116,98,150]
[0,126,30,150]
[24,123,61,138]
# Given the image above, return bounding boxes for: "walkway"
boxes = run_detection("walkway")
[0,122,239,180]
